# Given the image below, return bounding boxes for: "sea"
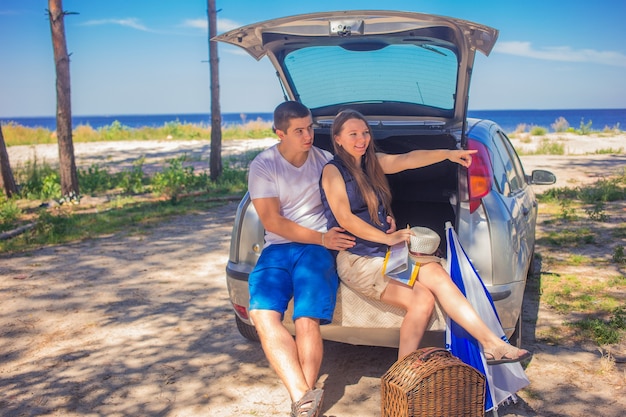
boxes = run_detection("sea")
[2,108,625,134]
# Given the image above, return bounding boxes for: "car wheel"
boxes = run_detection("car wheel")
[508,314,522,348]
[235,314,260,342]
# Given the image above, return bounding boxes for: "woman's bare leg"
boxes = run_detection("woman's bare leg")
[381,280,435,360]
[415,262,529,358]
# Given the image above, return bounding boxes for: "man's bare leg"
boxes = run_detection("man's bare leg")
[250,309,310,402]
[294,317,323,388]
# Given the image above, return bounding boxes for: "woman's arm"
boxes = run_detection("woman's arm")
[376,149,477,174]
[321,164,412,246]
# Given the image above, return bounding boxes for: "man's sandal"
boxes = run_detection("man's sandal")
[484,344,532,365]
[290,388,324,417]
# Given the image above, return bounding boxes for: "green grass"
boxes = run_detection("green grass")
[0,196,230,253]
[0,196,21,232]
[2,119,274,146]
[541,274,622,313]
[0,145,256,253]
[515,138,566,156]
[534,170,626,346]
[538,228,595,246]
[570,307,626,345]
[594,147,624,155]
[538,169,626,205]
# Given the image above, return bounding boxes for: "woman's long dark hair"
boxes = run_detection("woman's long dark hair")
[331,110,393,226]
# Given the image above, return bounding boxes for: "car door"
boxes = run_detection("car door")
[490,129,535,282]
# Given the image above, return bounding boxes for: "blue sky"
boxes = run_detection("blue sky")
[1,0,625,117]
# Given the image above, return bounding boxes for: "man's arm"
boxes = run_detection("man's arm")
[252,197,355,250]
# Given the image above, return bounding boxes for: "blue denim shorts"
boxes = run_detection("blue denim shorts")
[248,243,339,325]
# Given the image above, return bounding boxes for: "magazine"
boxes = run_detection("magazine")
[381,241,421,286]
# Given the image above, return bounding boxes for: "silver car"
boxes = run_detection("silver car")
[215,11,556,349]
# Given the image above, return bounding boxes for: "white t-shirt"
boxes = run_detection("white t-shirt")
[248,145,333,247]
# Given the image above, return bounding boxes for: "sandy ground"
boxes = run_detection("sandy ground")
[1,135,625,416]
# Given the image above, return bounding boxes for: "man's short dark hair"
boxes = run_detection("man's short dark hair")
[273,101,311,133]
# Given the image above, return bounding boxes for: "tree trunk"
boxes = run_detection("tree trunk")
[0,123,18,198]
[208,0,222,181]
[48,0,79,198]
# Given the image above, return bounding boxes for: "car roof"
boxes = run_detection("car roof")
[214,11,498,127]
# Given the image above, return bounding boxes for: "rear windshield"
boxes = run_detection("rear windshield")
[283,44,458,111]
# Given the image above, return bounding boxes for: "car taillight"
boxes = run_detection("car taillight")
[467,139,493,213]
[232,303,249,319]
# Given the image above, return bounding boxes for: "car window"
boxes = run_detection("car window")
[494,130,526,195]
[490,139,510,196]
[283,44,458,111]
[500,131,527,189]
[492,131,526,195]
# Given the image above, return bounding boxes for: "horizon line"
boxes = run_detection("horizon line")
[2,107,626,119]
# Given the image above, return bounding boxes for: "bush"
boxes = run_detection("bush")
[530,125,547,136]
[78,164,115,194]
[578,118,593,135]
[16,157,60,200]
[119,157,148,195]
[551,117,570,132]
[0,197,22,232]
[40,173,62,200]
[514,123,527,134]
[1,122,55,146]
[535,139,565,155]
[152,156,197,202]
[73,125,100,142]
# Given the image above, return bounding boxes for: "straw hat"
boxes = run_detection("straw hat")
[409,226,442,264]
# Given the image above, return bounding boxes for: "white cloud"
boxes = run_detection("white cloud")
[82,18,150,32]
[495,41,626,68]
[81,16,244,36]
[181,17,242,34]
[181,18,205,30]
[225,48,254,57]
[217,18,242,33]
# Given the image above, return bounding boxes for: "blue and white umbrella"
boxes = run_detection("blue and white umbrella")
[444,222,530,413]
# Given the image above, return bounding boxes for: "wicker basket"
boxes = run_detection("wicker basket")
[381,347,485,417]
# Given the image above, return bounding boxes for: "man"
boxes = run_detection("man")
[247,101,355,416]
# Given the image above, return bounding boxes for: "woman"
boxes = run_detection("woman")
[320,109,531,363]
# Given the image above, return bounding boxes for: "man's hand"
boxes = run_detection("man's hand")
[323,227,356,250]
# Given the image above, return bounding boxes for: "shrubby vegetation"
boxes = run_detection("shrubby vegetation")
[551,117,570,132]
[2,119,274,146]
[0,150,253,249]
[529,125,547,136]
[511,116,623,138]
[534,168,626,346]
[0,124,261,249]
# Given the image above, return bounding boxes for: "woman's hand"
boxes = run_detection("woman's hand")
[386,228,413,246]
[447,149,478,168]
